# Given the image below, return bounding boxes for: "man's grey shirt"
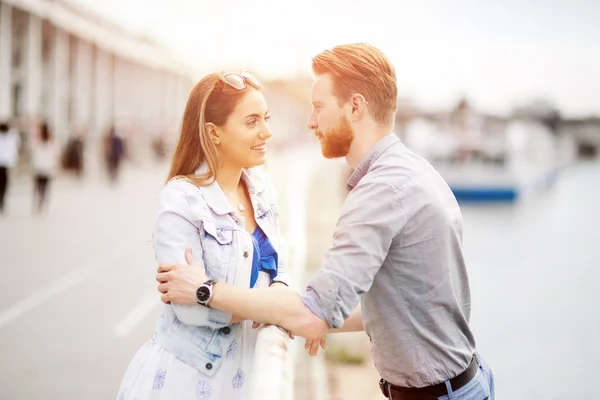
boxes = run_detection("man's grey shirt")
[301,133,476,388]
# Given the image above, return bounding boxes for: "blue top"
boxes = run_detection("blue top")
[250,226,278,288]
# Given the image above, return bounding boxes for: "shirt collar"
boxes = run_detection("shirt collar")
[347,133,400,190]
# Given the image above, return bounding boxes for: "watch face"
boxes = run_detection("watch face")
[196,286,211,303]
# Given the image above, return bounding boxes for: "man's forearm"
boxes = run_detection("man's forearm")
[209,283,329,339]
[328,304,363,333]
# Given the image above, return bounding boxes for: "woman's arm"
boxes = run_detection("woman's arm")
[154,182,241,327]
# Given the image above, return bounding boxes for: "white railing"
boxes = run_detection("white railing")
[249,146,329,400]
[249,326,294,400]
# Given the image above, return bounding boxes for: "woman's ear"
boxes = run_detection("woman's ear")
[206,123,221,145]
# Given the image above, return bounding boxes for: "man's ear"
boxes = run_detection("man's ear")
[206,123,221,145]
[350,94,368,122]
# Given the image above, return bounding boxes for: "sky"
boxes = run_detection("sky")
[71,0,600,117]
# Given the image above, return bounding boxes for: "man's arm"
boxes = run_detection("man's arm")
[157,251,328,339]
[329,304,363,333]
[304,304,363,356]
[299,179,406,329]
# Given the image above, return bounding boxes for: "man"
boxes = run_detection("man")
[157,43,494,400]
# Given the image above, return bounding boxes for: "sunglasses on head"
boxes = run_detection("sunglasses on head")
[219,71,261,90]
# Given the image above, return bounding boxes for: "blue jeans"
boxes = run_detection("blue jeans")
[438,354,495,400]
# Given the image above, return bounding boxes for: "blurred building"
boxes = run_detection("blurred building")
[0,0,194,149]
[559,117,600,158]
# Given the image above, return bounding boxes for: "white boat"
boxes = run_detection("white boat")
[403,117,560,202]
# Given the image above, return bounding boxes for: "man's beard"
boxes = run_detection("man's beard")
[315,116,355,159]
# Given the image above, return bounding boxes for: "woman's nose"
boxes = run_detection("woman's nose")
[260,125,273,140]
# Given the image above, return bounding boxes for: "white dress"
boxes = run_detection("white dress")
[117,271,270,400]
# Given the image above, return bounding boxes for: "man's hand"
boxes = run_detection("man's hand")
[156,249,207,305]
[304,336,326,356]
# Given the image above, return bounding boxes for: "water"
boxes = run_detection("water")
[462,160,600,399]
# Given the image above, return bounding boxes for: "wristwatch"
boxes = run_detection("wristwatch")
[196,279,217,307]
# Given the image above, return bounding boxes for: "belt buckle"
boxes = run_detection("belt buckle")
[379,378,391,398]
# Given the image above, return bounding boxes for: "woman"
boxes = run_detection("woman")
[117,71,290,400]
[31,122,59,214]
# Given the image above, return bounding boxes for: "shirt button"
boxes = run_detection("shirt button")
[234,218,240,225]
[221,326,231,335]
[205,363,213,370]
[243,251,249,258]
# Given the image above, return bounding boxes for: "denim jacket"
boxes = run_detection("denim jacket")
[153,163,289,376]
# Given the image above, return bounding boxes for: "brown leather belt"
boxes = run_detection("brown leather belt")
[379,356,479,400]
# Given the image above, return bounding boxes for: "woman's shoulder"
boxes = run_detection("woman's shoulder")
[159,178,207,210]
[246,166,275,189]
[246,165,266,178]
[246,166,278,202]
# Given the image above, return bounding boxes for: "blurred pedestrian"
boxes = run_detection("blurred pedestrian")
[62,129,85,178]
[0,121,21,214]
[31,122,59,214]
[104,125,125,184]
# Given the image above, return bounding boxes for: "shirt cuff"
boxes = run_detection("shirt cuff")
[300,288,328,323]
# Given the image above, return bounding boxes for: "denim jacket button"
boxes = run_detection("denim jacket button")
[205,362,213,370]
[221,326,231,335]
[243,251,249,258]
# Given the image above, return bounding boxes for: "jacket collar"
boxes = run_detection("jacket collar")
[194,163,269,217]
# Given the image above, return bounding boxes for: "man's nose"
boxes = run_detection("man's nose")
[308,114,317,130]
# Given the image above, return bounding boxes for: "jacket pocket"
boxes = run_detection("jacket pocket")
[201,219,233,281]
